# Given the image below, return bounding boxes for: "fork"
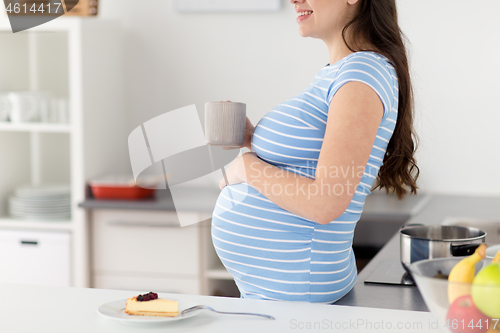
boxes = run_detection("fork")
[181,305,275,320]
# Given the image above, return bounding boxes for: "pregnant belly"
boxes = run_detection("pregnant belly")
[211,183,313,281]
[211,183,358,302]
[213,183,316,236]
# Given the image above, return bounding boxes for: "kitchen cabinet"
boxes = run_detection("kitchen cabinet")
[91,209,202,294]
[89,208,240,297]
[92,210,200,276]
[82,188,240,297]
[0,18,128,287]
[0,229,70,286]
[93,275,201,295]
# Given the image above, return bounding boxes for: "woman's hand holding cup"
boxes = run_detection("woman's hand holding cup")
[238,116,255,151]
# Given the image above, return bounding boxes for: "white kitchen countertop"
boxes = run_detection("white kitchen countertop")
[1,283,438,333]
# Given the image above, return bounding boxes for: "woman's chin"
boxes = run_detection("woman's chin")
[298,28,310,38]
[298,26,315,38]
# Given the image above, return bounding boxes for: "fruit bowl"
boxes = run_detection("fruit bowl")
[408,258,500,333]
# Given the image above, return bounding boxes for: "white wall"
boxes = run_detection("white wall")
[397,1,500,196]
[98,0,500,196]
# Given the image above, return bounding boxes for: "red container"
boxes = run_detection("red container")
[89,175,157,200]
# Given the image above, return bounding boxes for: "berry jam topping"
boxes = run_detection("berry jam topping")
[136,292,158,302]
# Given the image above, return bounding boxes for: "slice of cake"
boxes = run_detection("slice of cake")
[125,292,178,317]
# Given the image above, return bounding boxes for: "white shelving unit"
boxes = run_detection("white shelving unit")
[0,17,129,288]
[0,122,72,133]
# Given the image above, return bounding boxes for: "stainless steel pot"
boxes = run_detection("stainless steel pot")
[400,225,486,272]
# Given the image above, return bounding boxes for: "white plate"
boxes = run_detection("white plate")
[9,203,71,210]
[97,297,200,323]
[9,209,71,215]
[9,204,71,212]
[9,214,71,220]
[16,184,70,195]
[9,202,71,212]
[486,244,500,259]
[14,194,71,201]
[9,196,71,205]
[8,212,71,220]
[9,211,71,217]
[9,207,71,214]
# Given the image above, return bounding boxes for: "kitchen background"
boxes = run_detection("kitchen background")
[0,0,499,297]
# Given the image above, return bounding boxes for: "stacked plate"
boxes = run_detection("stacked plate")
[8,184,71,221]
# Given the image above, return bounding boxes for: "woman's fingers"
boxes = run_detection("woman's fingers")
[243,117,255,151]
[218,155,248,190]
[219,177,226,190]
[245,117,254,129]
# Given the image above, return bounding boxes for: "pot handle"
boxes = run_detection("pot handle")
[450,244,480,256]
[400,223,424,230]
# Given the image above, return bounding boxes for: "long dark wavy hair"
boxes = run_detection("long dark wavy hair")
[342,0,419,199]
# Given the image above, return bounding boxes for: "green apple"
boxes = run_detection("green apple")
[472,263,500,319]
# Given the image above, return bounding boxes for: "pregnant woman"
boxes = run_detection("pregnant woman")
[212,0,419,303]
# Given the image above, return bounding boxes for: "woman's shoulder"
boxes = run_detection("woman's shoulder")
[323,51,398,117]
[339,51,396,79]
[319,51,396,84]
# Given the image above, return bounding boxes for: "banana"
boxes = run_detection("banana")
[448,243,487,304]
[493,249,500,263]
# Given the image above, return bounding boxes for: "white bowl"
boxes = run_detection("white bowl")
[409,258,499,333]
[486,244,500,259]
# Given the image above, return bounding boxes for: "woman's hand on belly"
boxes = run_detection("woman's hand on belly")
[219,152,257,190]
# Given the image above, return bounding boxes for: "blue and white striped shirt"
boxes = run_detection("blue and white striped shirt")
[211,51,398,303]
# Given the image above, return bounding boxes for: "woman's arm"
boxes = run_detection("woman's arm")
[220,81,384,225]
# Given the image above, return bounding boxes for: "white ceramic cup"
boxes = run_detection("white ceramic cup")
[8,92,40,123]
[205,101,246,147]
